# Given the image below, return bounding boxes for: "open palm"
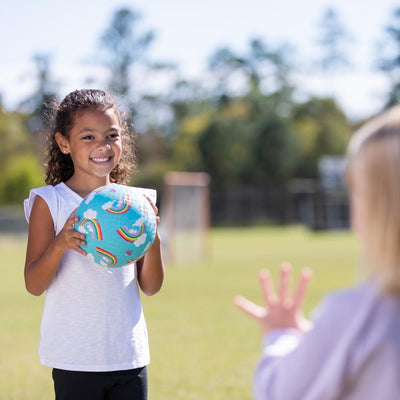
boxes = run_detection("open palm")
[234,263,313,334]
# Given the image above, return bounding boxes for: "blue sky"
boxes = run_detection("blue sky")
[1,0,399,119]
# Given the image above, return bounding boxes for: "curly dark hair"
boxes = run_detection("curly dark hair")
[44,89,137,185]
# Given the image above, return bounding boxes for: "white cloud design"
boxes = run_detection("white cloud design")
[85,191,96,204]
[99,259,109,267]
[134,233,147,247]
[102,201,114,210]
[83,209,97,219]
[133,217,144,227]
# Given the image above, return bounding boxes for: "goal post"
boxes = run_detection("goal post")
[160,172,211,264]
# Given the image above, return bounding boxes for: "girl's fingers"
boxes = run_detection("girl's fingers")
[75,236,86,246]
[233,295,266,319]
[279,262,292,304]
[75,246,87,256]
[73,236,86,255]
[65,215,78,230]
[67,209,79,226]
[144,195,158,215]
[259,269,274,308]
[293,267,313,312]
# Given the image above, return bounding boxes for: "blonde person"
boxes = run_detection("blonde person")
[24,89,165,400]
[235,105,400,399]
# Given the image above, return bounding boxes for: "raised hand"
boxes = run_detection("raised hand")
[234,263,313,335]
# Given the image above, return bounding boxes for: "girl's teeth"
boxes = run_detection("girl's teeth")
[92,157,109,162]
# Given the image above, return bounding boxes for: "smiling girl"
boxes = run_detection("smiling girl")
[24,89,164,400]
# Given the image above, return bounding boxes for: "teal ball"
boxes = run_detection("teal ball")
[75,184,157,268]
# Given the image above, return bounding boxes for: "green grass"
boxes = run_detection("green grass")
[0,226,358,399]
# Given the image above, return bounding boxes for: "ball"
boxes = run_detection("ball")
[75,183,157,268]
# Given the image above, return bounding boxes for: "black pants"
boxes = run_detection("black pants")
[52,367,147,400]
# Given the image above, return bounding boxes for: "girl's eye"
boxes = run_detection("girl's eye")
[108,133,120,139]
[82,135,94,140]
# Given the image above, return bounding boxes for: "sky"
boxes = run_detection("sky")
[1,0,399,120]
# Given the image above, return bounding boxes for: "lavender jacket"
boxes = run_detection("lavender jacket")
[254,282,400,400]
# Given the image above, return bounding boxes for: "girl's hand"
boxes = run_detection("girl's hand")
[144,195,160,228]
[137,195,165,296]
[54,211,87,256]
[234,262,313,335]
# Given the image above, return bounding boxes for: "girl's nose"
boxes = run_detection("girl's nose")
[97,140,111,151]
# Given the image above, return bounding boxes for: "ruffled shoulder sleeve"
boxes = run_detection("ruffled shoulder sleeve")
[24,185,58,229]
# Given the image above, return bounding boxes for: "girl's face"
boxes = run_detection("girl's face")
[56,108,122,187]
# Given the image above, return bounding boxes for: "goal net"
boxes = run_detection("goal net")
[160,172,211,264]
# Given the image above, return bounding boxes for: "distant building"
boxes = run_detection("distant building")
[318,155,349,230]
[289,156,349,230]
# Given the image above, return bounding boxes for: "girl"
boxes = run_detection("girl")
[24,89,165,400]
[234,105,400,399]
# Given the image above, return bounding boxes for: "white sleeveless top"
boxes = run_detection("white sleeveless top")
[24,183,150,372]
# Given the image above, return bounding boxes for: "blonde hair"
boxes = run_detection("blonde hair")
[346,105,400,293]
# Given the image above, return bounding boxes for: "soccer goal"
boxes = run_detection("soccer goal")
[160,172,211,264]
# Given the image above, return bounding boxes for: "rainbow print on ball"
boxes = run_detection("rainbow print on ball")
[116,223,145,243]
[96,247,117,267]
[79,218,103,240]
[105,194,131,214]
[75,184,157,268]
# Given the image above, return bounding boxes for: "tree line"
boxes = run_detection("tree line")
[1,6,400,207]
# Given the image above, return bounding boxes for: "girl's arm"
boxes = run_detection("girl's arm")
[24,196,86,296]
[136,197,165,296]
[234,263,314,400]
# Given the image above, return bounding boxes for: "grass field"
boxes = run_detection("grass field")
[0,226,358,399]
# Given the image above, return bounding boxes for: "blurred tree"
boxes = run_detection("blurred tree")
[208,47,241,103]
[172,111,212,171]
[165,78,215,162]
[99,7,155,99]
[19,53,58,148]
[315,7,352,73]
[198,117,254,185]
[197,105,299,187]
[376,7,400,107]
[208,38,294,101]
[0,106,32,168]
[0,106,43,204]
[292,97,352,177]
[250,114,299,185]
[0,153,43,205]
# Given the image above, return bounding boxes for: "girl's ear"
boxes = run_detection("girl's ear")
[55,132,70,154]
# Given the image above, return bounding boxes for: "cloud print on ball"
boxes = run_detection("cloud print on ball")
[75,184,157,268]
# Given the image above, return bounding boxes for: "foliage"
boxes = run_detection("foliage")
[208,37,294,99]
[376,7,400,107]
[250,114,299,184]
[0,107,32,168]
[19,53,58,140]
[292,97,352,177]
[0,154,43,205]
[198,116,255,185]
[99,7,155,98]
[0,5,380,207]
[0,105,43,206]
[315,7,352,72]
